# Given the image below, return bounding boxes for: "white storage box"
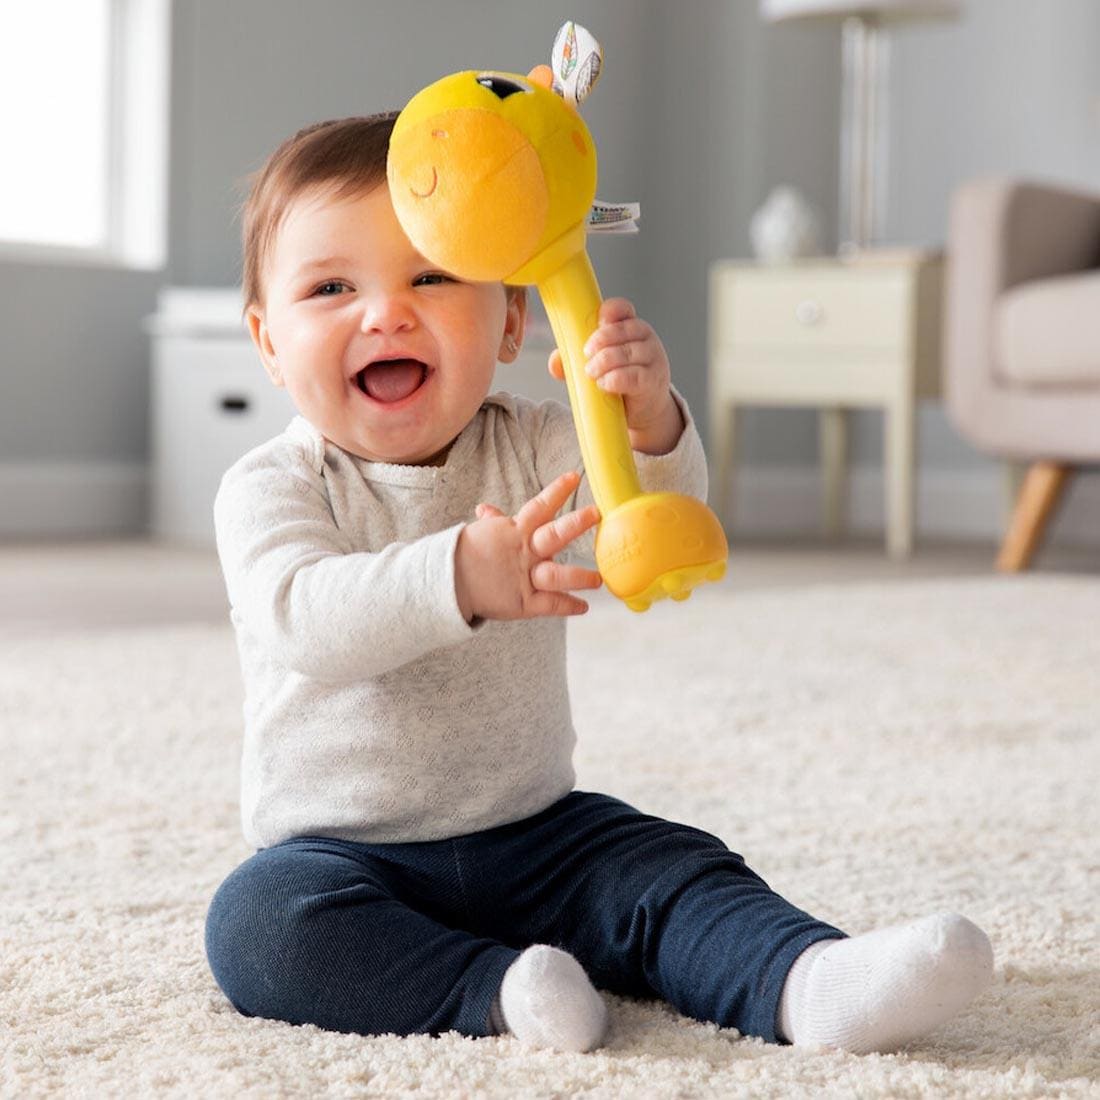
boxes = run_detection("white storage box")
[147,287,563,547]
[148,287,296,546]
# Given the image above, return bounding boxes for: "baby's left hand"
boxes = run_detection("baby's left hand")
[548,298,684,455]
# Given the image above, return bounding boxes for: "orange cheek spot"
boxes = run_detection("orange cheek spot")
[571,130,587,155]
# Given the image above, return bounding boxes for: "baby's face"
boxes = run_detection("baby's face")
[249,183,524,465]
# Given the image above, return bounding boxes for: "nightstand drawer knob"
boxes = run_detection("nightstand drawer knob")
[794,298,824,326]
[219,395,251,414]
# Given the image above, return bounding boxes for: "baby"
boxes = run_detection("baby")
[205,112,993,1054]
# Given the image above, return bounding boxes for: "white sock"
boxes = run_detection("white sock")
[491,945,608,1052]
[777,912,994,1054]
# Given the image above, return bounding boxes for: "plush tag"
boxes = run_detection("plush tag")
[587,200,640,234]
[551,21,603,106]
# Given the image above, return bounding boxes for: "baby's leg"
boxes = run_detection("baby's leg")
[204,837,516,1038]
[462,792,843,1042]
[625,821,993,1052]
[632,848,993,1052]
[469,793,992,1052]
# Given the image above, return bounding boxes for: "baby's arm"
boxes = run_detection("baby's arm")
[215,452,479,682]
[538,299,710,562]
[455,470,602,622]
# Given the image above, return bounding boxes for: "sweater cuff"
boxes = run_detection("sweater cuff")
[633,387,708,499]
[433,522,483,641]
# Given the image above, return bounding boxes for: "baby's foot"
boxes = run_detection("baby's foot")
[491,944,607,1052]
[778,912,994,1054]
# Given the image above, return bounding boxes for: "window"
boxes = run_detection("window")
[0,0,170,268]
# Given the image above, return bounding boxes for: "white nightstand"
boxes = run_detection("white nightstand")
[708,252,943,557]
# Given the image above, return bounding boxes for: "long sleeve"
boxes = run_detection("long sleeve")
[214,443,475,684]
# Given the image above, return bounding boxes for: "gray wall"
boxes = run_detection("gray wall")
[889,0,1100,245]
[0,263,159,463]
[1,1,1095,519]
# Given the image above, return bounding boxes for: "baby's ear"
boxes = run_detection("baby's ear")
[246,307,283,386]
[498,286,528,363]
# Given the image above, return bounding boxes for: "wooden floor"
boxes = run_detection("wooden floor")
[1,535,1096,634]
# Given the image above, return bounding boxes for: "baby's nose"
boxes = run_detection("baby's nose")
[361,294,415,333]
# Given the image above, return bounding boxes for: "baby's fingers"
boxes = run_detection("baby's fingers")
[597,297,637,326]
[530,503,601,559]
[589,362,648,395]
[584,316,650,359]
[531,560,603,592]
[515,471,583,532]
[547,349,566,381]
[526,591,592,618]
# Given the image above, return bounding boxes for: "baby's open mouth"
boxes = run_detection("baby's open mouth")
[356,359,429,404]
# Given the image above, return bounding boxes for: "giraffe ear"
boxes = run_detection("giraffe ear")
[527,64,553,89]
[550,21,603,108]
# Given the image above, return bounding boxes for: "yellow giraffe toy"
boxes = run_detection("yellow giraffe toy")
[387,23,727,611]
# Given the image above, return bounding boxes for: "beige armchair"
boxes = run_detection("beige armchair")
[945,178,1100,570]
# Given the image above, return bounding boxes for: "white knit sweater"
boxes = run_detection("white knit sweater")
[214,391,707,847]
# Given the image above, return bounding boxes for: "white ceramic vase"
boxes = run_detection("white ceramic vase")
[750,186,821,263]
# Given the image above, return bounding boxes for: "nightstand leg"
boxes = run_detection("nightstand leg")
[819,407,848,539]
[709,399,736,531]
[885,401,915,558]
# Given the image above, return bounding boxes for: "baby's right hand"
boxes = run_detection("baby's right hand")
[455,471,602,623]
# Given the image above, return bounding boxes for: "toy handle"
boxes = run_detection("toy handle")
[538,249,641,517]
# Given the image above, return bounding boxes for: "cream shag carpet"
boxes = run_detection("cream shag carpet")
[2,575,1098,1099]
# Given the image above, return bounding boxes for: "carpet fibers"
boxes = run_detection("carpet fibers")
[2,576,1097,1098]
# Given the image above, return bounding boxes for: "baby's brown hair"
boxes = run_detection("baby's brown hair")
[241,112,399,310]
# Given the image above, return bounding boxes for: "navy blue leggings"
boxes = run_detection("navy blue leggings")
[205,791,844,1042]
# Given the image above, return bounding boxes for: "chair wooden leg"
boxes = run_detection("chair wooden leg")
[995,461,1073,572]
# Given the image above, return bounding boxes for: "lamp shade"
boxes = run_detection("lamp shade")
[761,0,960,21]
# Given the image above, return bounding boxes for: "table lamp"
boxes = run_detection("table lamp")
[760,0,961,254]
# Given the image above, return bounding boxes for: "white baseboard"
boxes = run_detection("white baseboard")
[0,460,1095,549]
[0,462,148,539]
[723,463,1100,547]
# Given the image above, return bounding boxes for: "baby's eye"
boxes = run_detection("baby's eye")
[414,272,453,287]
[313,280,350,297]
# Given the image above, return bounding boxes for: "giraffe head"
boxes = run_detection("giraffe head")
[387,68,597,286]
